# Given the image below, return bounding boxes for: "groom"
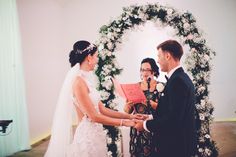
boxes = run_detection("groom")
[134,40,197,157]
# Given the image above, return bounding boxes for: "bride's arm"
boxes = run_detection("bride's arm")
[73,77,134,127]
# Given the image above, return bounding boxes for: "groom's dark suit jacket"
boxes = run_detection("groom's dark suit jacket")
[146,67,197,157]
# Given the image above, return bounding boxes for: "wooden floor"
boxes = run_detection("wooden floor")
[8,121,236,157]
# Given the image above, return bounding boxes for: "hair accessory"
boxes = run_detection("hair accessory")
[76,44,95,55]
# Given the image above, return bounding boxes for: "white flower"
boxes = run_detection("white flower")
[100,36,109,44]
[109,102,117,109]
[100,90,110,101]
[102,64,112,75]
[156,83,165,92]
[167,8,173,15]
[107,151,113,157]
[204,54,210,61]
[197,85,205,93]
[183,23,190,30]
[187,34,194,40]
[205,148,212,156]
[205,134,210,139]
[107,137,112,144]
[200,100,206,108]
[190,48,196,53]
[98,44,104,51]
[198,148,204,153]
[199,113,205,121]
[103,129,108,134]
[107,42,114,50]
[101,77,113,90]
[112,58,120,69]
[139,12,146,20]
[199,136,205,142]
[107,32,112,38]
[100,51,106,60]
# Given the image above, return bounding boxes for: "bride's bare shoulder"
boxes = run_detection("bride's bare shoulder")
[73,76,88,91]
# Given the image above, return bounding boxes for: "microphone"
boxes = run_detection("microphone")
[147,77,151,90]
[147,77,151,83]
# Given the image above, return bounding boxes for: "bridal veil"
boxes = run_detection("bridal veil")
[44,63,80,157]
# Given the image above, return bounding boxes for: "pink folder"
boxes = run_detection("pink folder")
[112,78,146,104]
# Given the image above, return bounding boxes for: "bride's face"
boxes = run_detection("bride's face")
[88,51,99,70]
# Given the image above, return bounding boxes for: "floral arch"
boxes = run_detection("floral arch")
[95,3,218,157]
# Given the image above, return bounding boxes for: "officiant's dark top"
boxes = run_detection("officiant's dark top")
[124,57,160,157]
[130,87,159,157]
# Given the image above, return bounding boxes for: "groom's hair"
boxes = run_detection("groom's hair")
[157,40,183,60]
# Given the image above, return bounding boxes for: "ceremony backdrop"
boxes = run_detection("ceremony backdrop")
[16,0,236,149]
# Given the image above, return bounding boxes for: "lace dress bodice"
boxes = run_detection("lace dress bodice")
[67,70,107,157]
[72,70,100,114]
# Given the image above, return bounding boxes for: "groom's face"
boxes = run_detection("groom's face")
[157,48,168,72]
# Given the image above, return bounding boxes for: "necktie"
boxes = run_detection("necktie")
[165,75,169,81]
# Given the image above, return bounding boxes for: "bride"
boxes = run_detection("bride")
[44,40,141,157]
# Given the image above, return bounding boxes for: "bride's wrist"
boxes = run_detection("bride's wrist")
[120,119,124,126]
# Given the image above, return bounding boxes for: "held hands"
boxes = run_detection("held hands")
[133,119,145,131]
[121,113,149,131]
[131,114,148,131]
[122,119,136,127]
[129,114,146,120]
[121,119,144,129]
[121,114,144,127]
[121,114,145,127]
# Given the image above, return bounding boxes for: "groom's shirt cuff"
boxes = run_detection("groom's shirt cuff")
[148,114,153,120]
[143,115,153,132]
[143,120,150,132]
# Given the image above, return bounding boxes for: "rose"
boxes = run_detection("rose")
[156,82,165,93]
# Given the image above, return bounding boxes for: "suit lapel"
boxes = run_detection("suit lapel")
[160,67,184,102]
[168,67,184,82]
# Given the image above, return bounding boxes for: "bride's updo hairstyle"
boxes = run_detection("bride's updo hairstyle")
[69,40,97,67]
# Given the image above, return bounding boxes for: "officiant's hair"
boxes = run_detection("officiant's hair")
[141,58,160,77]
[157,40,183,60]
[69,40,97,67]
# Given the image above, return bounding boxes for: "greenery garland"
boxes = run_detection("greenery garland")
[96,3,218,157]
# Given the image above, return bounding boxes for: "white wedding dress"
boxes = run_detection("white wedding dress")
[66,70,108,157]
[44,64,107,157]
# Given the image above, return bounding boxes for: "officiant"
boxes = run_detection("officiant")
[123,57,160,157]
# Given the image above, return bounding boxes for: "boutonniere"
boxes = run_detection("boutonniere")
[156,82,165,97]
[156,82,165,93]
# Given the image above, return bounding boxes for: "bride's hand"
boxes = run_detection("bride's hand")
[122,119,136,127]
[130,114,147,120]
[132,114,149,120]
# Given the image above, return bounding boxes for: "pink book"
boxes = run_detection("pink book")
[112,78,146,104]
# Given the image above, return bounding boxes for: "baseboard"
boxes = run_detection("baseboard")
[30,133,51,147]
[30,125,77,148]
[214,118,236,122]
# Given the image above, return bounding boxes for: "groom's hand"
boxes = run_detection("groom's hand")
[133,119,144,131]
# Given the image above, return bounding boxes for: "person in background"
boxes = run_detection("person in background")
[124,57,160,157]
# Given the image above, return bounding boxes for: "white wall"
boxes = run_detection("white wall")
[17,0,236,143]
